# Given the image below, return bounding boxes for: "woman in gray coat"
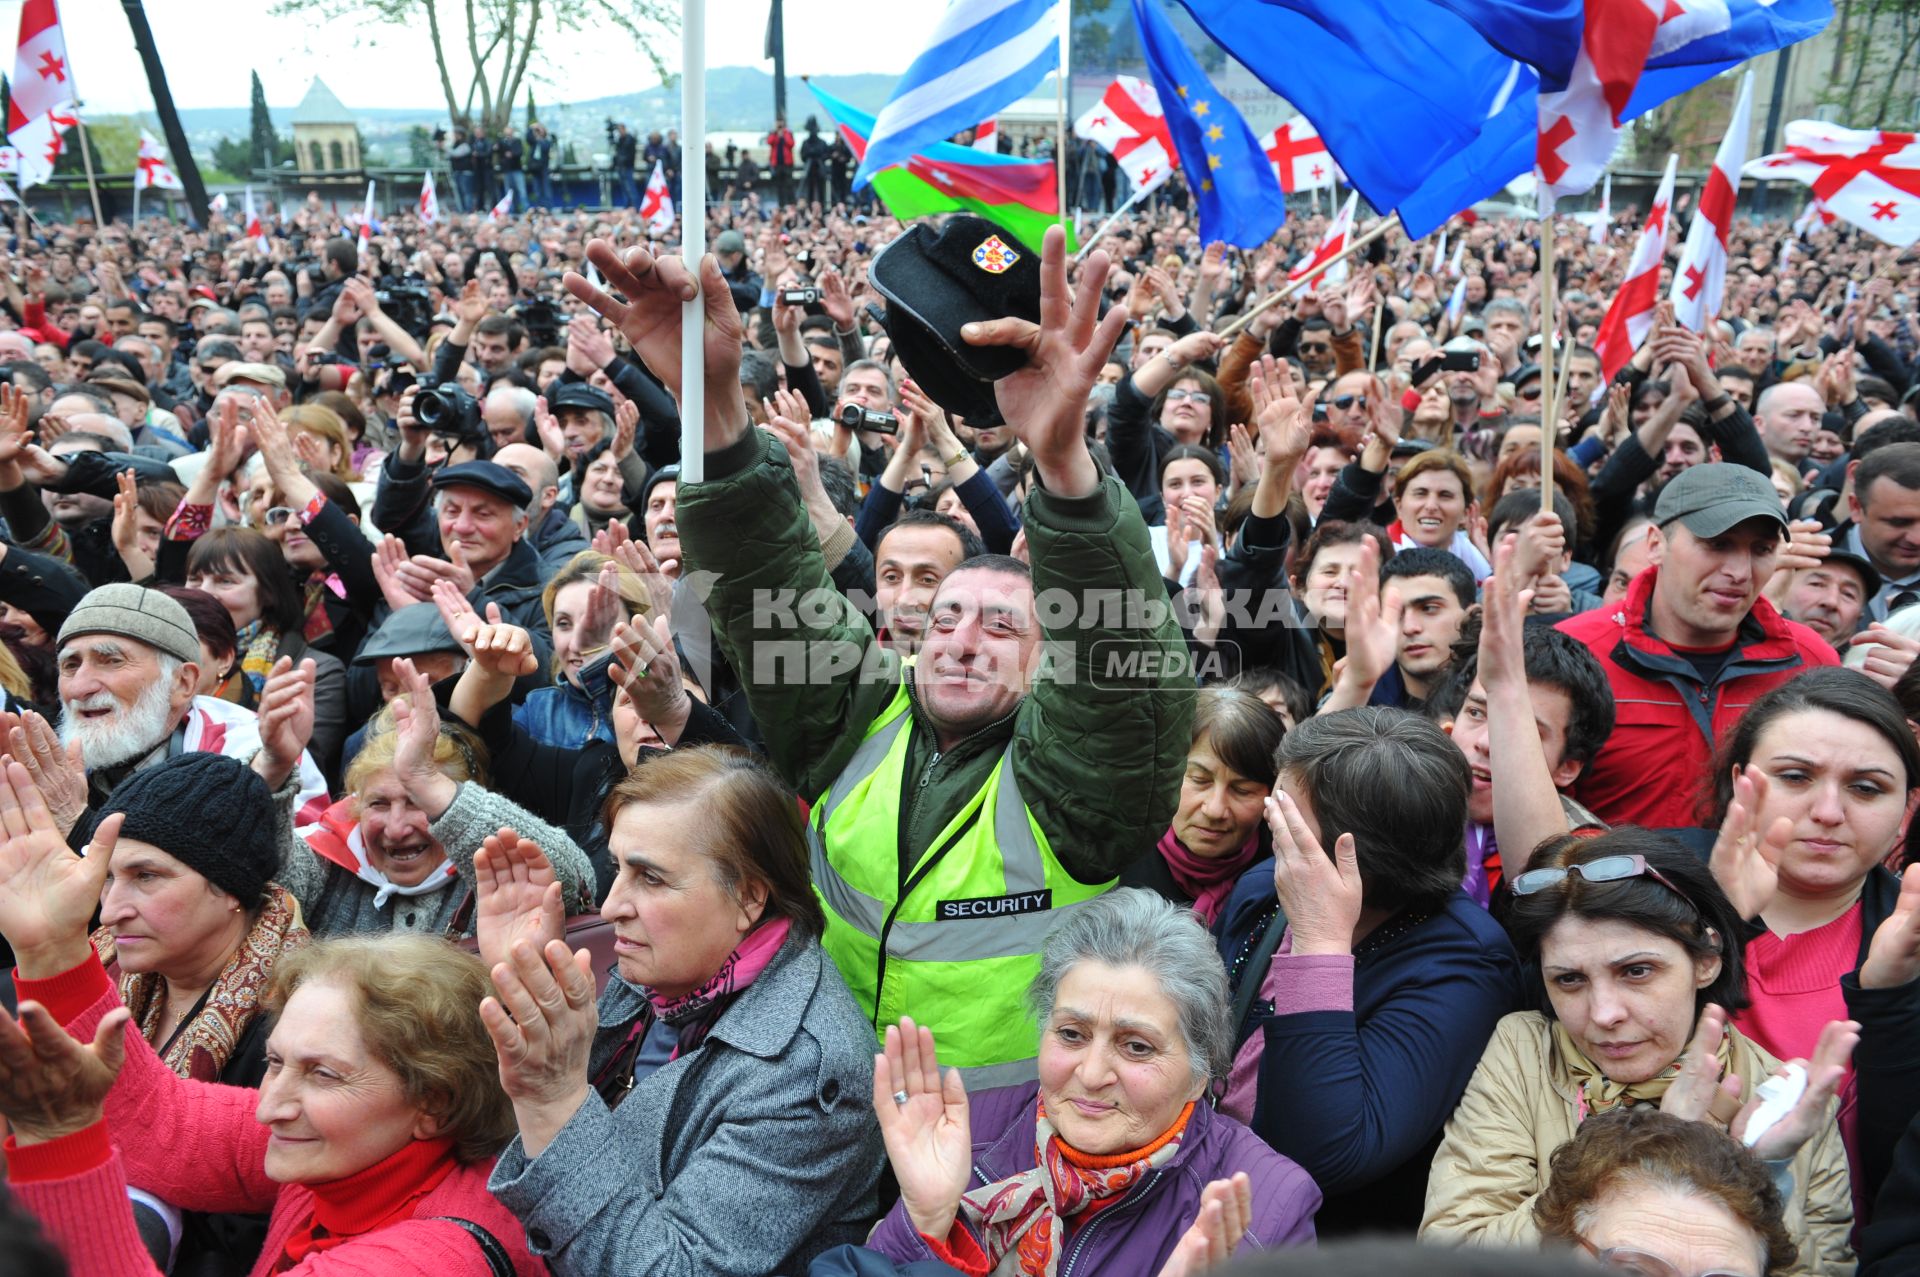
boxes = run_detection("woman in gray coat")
[476,743,884,1277]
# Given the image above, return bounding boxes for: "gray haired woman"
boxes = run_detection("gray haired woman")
[857,889,1320,1277]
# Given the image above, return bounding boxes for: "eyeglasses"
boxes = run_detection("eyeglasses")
[1518,384,1544,401]
[1577,1238,1755,1277]
[263,506,297,527]
[1331,395,1368,411]
[1511,854,1691,905]
[1165,389,1212,406]
[1298,342,1333,355]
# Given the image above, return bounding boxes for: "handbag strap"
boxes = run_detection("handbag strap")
[1228,902,1290,1045]
[433,1216,513,1277]
[445,887,477,939]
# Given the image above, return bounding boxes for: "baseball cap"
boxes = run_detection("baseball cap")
[713,229,747,255]
[429,459,534,509]
[1654,463,1790,539]
[547,382,615,416]
[869,214,1041,424]
[352,603,465,665]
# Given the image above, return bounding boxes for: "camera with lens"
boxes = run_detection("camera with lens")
[373,276,434,341]
[413,378,483,441]
[781,287,820,306]
[838,403,898,435]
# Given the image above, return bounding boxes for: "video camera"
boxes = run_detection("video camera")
[373,275,434,341]
[838,403,898,435]
[515,298,562,350]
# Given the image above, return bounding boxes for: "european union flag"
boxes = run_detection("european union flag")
[1131,0,1286,249]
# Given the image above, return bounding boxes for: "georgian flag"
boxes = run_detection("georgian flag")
[242,185,268,251]
[135,130,182,190]
[1261,115,1338,194]
[1746,121,1920,248]
[9,102,75,190]
[357,180,379,241]
[1073,76,1175,192]
[1792,195,1837,237]
[1290,190,1357,295]
[640,160,674,234]
[210,191,228,213]
[971,118,998,152]
[489,189,513,222]
[1670,70,1755,331]
[1593,153,1677,380]
[8,0,73,136]
[419,169,439,226]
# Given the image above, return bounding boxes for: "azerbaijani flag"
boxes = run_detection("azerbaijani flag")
[809,82,1073,252]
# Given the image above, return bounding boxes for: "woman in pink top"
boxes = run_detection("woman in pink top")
[1703,668,1920,1221]
[0,762,543,1275]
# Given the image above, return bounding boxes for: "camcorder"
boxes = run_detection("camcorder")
[516,298,562,350]
[781,287,821,306]
[838,403,898,435]
[373,276,435,341]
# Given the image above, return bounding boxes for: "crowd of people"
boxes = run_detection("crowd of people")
[0,151,1910,1277]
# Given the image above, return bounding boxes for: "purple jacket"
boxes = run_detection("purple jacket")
[867,1083,1319,1276]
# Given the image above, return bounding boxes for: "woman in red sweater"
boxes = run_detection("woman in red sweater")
[1701,668,1920,1221]
[0,760,544,1275]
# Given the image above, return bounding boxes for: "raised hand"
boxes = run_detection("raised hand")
[567,315,618,374]
[474,830,567,975]
[610,397,639,462]
[1731,1019,1859,1160]
[1709,767,1790,921]
[0,1001,132,1146]
[479,934,597,1158]
[372,535,426,611]
[960,226,1129,498]
[0,763,120,976]
[389,657,458,818]
[818,264,856,330]
[1860,864,1920,989]
[0,383,30,472]
[2,712,85,838]
[610,616,693,746]
[1849,624,1920,692]
[873,1016,973,1242]
[566,241,745,448]
[252,656,316,791]
[1155,1173,1253,1277]
[433,582,537,680]
[1248,357,1309,469]
[1266,788,1363,955]
[110,469,153,580]
[1660,1004,1744,1127]
[1226,423,1260,492]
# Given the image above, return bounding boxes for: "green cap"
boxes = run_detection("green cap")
[1654,463,1790,539]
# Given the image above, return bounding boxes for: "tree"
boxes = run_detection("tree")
[52,113,140,182]
[249,71,280,172]
[526,88,538,127]
[211,136,252,177]
[408,124,436,165]
[268,0,678,135]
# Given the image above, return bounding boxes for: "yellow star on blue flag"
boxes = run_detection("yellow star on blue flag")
[1130,0,1285,247]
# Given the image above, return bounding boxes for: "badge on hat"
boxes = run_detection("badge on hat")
[972,235,1019,275]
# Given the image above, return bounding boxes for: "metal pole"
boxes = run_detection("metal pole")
[1074,178,1158,262]
[1055,7,1070,234]
[73,111,104,225]
[1539,219,1558,514]
[1759,46,1793,218]
[769,0,787,127]
[681,0,706,484]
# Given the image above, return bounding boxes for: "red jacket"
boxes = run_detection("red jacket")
[1556,565,1838,829]
[4,955,544,1276]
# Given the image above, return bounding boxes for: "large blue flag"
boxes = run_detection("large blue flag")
[1131,0,1286,248]
[1175,0,1830,237]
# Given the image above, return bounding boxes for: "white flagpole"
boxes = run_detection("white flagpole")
[1055,3,1070,233]
[132,180,140,227]
[680,0,706,484]
[1075,176,1159,263]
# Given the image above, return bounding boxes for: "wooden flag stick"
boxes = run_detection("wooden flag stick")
[1538,217,1558,514]
[1218,212,1400,339]
[1367,295,1386,371]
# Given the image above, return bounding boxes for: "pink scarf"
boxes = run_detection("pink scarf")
[1157,827,1261,926]
[644,915,793,1057]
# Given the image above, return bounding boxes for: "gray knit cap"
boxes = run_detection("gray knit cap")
[57,584,203,666]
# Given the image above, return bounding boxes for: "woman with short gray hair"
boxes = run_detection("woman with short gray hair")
[852,888,1319,1277]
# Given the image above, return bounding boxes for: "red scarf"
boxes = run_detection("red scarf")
[1157,827,1261,926]
[276,1136,458,1270]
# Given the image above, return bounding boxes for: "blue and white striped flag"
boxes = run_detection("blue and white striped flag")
[854,0,1063,190]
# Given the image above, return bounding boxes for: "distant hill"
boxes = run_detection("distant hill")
[168,67,897,153]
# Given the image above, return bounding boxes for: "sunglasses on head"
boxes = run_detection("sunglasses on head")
[1511,854,1691,906]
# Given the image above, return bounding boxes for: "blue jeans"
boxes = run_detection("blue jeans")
[504,170,528,212]
[614,169,640,207]
[451,171,474,213]
[529,169,555,208]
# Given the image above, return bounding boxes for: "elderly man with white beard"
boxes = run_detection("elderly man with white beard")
[49,584,330,839]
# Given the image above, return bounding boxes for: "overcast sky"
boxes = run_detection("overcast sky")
[1,0,936,114]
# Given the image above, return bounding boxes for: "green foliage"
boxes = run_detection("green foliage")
[249,71,280,172]
[408,125,436,165]
[526,89,538,127]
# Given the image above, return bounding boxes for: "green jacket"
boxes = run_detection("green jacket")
[677,429,1193,885]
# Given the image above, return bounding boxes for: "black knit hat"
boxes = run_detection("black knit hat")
[869,214,1043,425]
[98,753,278,909]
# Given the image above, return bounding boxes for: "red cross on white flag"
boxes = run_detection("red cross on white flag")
[8,0,72,137]
[1670,71,1754,331]
[1594,153,1677,380]
[1291,191,1357,295]
[135,130,183,191]
[1073,76,1176,192]
[419,170,439,226]
[640,160,674,234]
[1261,116,1338,195]
[490,189,513,222]
[9,103,75,191]
[1745,120,1920,248]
